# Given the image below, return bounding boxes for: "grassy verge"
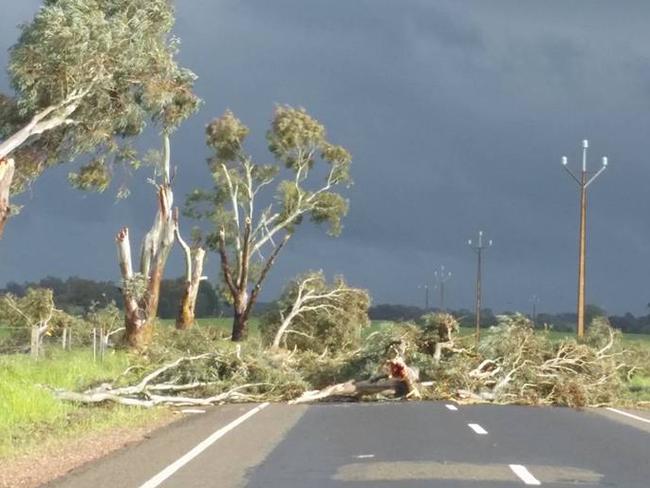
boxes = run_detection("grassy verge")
[158,316,261,336]
[0,349,169,460]
[627,375,650,403]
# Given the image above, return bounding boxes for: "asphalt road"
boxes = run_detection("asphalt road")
[47,402,650,488]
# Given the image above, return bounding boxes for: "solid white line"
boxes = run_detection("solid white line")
[445,404,458,411]
[138,403,270,488]
[509,464,541,485]
[467,423,488,435]
[606,407,650,425]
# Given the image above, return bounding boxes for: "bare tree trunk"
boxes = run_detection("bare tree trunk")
[0,158,15,239]
[231,295,249,342]
[116,135,175,349]
[174,216,206,330]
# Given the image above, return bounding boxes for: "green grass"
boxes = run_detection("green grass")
[158,316,261,336]
[0,349,167,459]
[628,375,650,402]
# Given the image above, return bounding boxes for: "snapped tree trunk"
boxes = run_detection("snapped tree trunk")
[176,247,206,330]
[0,158,15,239]
[116,135,175,349]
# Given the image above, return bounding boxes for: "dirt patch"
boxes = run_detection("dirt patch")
[0,411,177,488]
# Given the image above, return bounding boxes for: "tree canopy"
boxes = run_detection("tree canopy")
[186,106,353,340]
[0,0,199,195]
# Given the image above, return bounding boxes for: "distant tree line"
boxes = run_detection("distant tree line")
[369,303,650,335]
[0,276,219,319]
[3,280,650,334]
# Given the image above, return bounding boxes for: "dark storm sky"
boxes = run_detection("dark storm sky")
[2,0,650,314]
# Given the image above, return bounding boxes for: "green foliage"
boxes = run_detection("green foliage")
[0,288,82,334]
[187,106,351,249]
[260,272,371,354]
[121,273,149,303]
[5,0,200,194]
[419,312,460,355]
[129,326,308,401]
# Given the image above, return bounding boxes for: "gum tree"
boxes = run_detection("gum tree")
[0,0,198,238]
[187,107,352,341]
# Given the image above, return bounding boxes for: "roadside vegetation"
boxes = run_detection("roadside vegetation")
[0,349,170,459]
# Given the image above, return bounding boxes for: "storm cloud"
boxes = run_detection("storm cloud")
[2,0,650,314]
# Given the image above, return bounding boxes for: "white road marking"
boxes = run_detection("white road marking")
[138,403,269,488]
[467,423,488,435]
[445,404,458,411]
[356,454,375,459]
[180,409,206,414]
[509,464,541,485]
[606,407,650,425]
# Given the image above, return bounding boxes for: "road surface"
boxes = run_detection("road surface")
[47,402,650,487]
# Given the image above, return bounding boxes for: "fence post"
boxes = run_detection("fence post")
[92,328,97,362]
[30,325,39,359]
[100,328,106,362]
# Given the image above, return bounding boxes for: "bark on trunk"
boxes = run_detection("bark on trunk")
[232,298,249,341]
[115,135,175,349]
[174,217,206,330]
[0,158,15,239]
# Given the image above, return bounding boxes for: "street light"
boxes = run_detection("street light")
[468,230,492,344]
[434,265,452,311]
[562,139,608,339]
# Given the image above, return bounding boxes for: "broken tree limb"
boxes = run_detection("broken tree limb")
[289,354,422,404]
[53,383,268,408]
[51,352,272,407]
[289,379,404,404]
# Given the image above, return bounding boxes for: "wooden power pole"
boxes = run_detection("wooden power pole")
[468,231,492,344]
[562,139,607,339]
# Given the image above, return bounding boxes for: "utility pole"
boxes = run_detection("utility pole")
[418,284,430,311]
[434,265,452,311]
[468,231,492,344]
[529,294,540,327]
[562,139,608,339]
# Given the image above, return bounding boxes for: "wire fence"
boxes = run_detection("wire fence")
[0,325,123,361]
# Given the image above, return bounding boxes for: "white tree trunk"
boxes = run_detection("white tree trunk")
[176,246,206,329]
[116,134,176,348]
[0,158,15,239]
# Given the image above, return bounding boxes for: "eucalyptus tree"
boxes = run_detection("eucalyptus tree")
[0,0,198,238]
[186,107,352,341]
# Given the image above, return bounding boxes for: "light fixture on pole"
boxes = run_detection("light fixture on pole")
[562,139,608,339]
[434,265,452,311]
[468,230,492,344]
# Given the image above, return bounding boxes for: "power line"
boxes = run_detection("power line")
[562,139,608,339]
[468,230,492,344]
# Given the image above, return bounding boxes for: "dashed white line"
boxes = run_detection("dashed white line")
[606,407,650,425]
[467,423,488,435]
[509,464,541,485]
[138,403,269,488]
[445,404,458,411]
[356,454,375,459]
